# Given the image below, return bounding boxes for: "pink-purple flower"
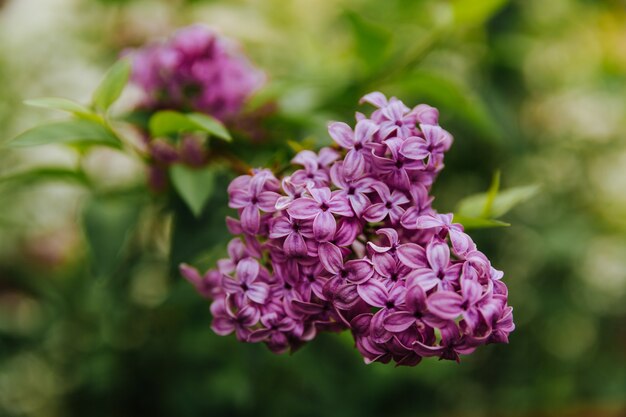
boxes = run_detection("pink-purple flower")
[128,25,264,120]
[181,92,514,366]
[287,187,353,241]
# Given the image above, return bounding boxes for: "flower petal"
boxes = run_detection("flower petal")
[211,316,235,336]
[359,91,388,108]
[328,192,354,217]
[397,243,427,268]
[427,240,450,273]
[405,269,440,291]
[412,104,439,125]
[226,216,243,234]
[334,218,360,247]
[318,147,340,166]
[291,299,325,315]
[228,190,250,209]
[367,242,390,254]
[348,193,370,217]
[363,203,388,223]
[328,121,354,149]
[427,291,463,320]
[240,205,260,234]
[370,310,392,343]
[450,229,475,256]
[390,190,410,205]
[257,191,281,212]
[383,312,416,333]
[284,232,308,257]
[461,278,483,304]
[236,257,260,283]
[405,284,427,311]
[310,187,332,204]
[400,137,429,160]
[239,304,261,326]
[248,328,272,343]
[313,211,337,241]
[345,259,374,284]
[343,149,366,179]
[357,279,388,308]
[376,228,398,247]
[291,150,319,171]
[180,263,202,286]
[415,214,445,229]
[221,276,241,294]
[269,216,293,238]
[247,282,270,304]
[400,207,420,229]
[318,242,343,274]
[371,252,395,277]
[287,197,320,219]
[354,119,379,144]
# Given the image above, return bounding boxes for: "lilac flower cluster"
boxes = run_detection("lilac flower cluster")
[128,25,264,120]
[181,92,514,365]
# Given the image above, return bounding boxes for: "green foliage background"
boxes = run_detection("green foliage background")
[1,0,625,416]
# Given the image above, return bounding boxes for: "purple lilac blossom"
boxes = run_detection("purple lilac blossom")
[128,24,264,121]
[181,92,515,366]
[128,26,265,192]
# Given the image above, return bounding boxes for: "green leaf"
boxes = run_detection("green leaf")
[169,164,215,217]
[345,11,392,72]
[0,167,89,187]
[83,193,142,278]
[149,111,192,137]
[149,111,231,141]
[169,169,232,272]
[452,0,510,26]
[187,113,231,142]
[8,119,121,148]
[482,170,501,218]
[286,140,305,153]
[92,59,131,112]
[24,97,94,117]
[457,184,540,219]
[489,185,541,218]
[453,215,510,230]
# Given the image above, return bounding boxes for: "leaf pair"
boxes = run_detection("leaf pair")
[9,59,132,149]
[11,57,233,221]
[454,171,540,229]
[149,110,231,142]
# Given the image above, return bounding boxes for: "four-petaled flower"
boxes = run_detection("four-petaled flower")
[328,119,379,179]
[288,187,353,241]
[405,239,462,291]
[269,215,314,257]
[428,278,488,332]
[228,173,280,234]
[363,183,409,224]
[372,138,425,190]
[221,258,270,305]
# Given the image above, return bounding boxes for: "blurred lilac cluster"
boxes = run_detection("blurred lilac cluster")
[181,92,514,365]
[128,25,264,120]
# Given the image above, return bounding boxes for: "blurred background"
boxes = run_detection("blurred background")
[1,0,625,416]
